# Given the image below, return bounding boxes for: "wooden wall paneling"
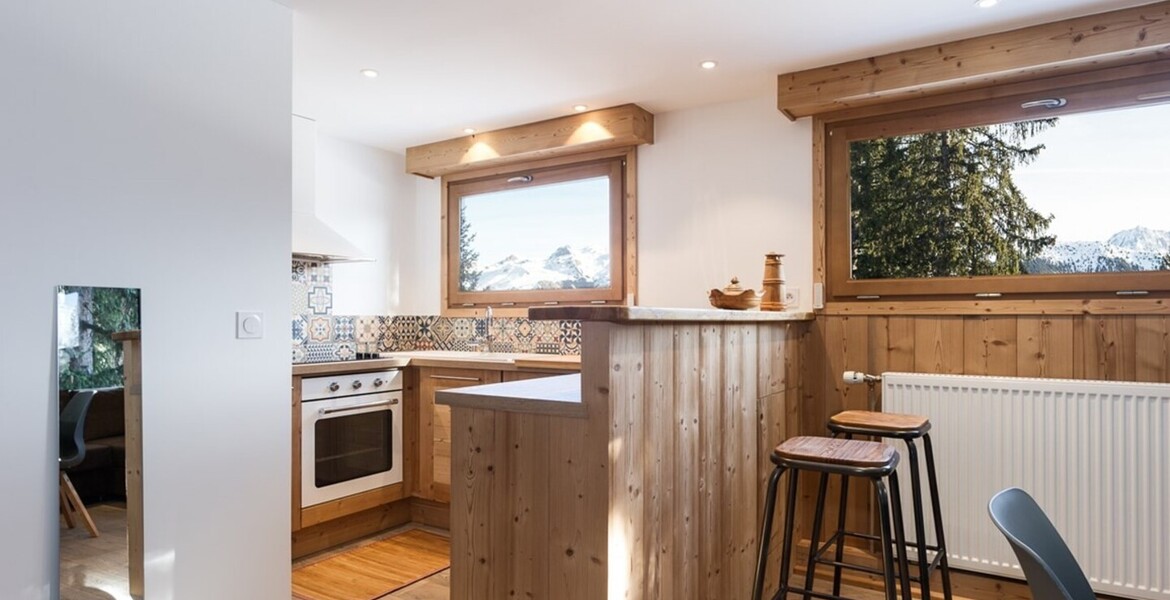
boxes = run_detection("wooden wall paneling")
[291,500,413,559]
[1083,315,1139,380]
[756,320,787,583]
[402,369,419,498]
[1135,316,1170,382]
[812,119,828,285]
[644,324,676,600]
[803,320,830,436]
[962,316,1019,377]
[117,332,143,597]
[673,324,702,600]
[1016,316,1076,379]
[405,104,654,177]
[776,2,1170,118]
[547,322,610,600]
[433,404,452,503]
[450,407,512,599]
[698,324,724,598]
[820,316,872,540]
[913,317,965,374]
[507,413,549,598]
[723,324,758,599]
[609,325,647,599]
[409,498,450,530]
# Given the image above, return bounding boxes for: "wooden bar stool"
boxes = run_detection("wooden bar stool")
[752,436,911,600]
[828,410,953,600]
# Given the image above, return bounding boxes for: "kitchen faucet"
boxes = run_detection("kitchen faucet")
[480,306,493,352]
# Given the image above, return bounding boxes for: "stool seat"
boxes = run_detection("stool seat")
[774,436,897,468]
[830,410,930,433]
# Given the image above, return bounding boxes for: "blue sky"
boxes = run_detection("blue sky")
[1012,101,1170,242]
[461,176,610,266]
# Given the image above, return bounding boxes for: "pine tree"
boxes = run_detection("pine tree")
[1160,251,1170,271]
[458,212,483,291]
[850,120,1058,279]
[58,286,140,390]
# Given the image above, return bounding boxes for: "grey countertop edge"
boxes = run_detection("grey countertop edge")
[292,352,581,376]
[435,373,586,419]
[528,305,816,323]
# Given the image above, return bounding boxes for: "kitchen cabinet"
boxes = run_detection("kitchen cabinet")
[416,367,503,502]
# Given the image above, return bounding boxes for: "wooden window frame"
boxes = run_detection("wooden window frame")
[821,65,1170,303]
[441,148,637,314]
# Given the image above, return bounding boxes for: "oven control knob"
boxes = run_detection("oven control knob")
[328,382,340,392]
[352,380,363,390]
[373,378,385,388]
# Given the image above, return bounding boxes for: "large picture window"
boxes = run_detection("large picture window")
[445,154,629,308]
[825,70,1170,300]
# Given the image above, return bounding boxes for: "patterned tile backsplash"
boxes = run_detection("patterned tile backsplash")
[291,260,580,363]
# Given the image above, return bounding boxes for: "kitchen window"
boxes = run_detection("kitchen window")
[443,152,632,309]
[823,68,1170,301]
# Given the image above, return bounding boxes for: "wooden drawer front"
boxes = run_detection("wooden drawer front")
[418,367,501,502]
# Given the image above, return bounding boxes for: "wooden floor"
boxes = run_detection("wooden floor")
[292,525,451,600]
[59,502,134,600]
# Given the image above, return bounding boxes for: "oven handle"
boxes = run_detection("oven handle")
[319,398,398,416]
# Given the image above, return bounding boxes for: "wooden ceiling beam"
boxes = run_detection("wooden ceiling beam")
[777,1,1170,119]
[405,104,654,178]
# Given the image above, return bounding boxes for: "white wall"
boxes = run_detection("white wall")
[314,134,417,315]
[0,2,292,599]
[638,94,813,310]
[397,94,813,313]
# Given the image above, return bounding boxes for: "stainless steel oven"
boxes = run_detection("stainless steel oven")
[300,369,403,507]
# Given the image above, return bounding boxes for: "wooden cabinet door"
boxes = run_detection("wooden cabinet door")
[417,367,501,502]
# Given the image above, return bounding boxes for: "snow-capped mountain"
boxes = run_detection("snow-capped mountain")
[473,246,610,291]
[1024,226,1170,273]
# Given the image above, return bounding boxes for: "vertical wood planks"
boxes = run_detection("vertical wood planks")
[450,407,496,598]
[698,324,724,599]
[673,324,702,600]
[645,324,676,600]
[549,322,611,600]
[962,316,1018,376]
[447,318,809,600]
[609,325,647,599]
[1135,316,1170,382]
[1016,316,1075,378]
[914,317,965,374]
[508,414,549,598]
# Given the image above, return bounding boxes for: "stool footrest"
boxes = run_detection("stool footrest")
[809,531,892,579]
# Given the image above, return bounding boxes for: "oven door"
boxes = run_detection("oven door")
[300,390,403,507]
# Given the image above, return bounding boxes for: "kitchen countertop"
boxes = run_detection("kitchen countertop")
[528,305,815,323]
[435,373,585,418]
[292,351,580,376]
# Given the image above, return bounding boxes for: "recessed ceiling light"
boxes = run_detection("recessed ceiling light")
[975,0,998,7]
[700,60,718,70]
[573,104,589,112]
[463,128,476,135]
[360,69,379,79]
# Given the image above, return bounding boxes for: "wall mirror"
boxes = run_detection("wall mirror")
[56,285,143,600]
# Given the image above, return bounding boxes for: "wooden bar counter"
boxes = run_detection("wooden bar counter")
[436,307,813,599]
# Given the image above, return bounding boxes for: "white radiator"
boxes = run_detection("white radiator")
[882,372,1170,600]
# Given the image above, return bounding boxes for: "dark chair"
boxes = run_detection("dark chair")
[60,390,99,537]
[987,487,1094,600]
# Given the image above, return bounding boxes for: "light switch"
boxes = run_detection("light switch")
[236,311,264,339]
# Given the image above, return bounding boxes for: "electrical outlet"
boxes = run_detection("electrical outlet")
[784,288,800,308]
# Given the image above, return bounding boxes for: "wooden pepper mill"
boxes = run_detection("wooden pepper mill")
[760,252,786,311]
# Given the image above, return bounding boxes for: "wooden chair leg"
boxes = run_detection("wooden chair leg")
[59,471,99,537]
[59,482,76,529]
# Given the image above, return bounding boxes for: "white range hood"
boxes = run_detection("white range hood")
[292,114,372,263]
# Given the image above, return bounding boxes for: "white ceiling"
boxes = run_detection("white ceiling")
[289,0,1155,152]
